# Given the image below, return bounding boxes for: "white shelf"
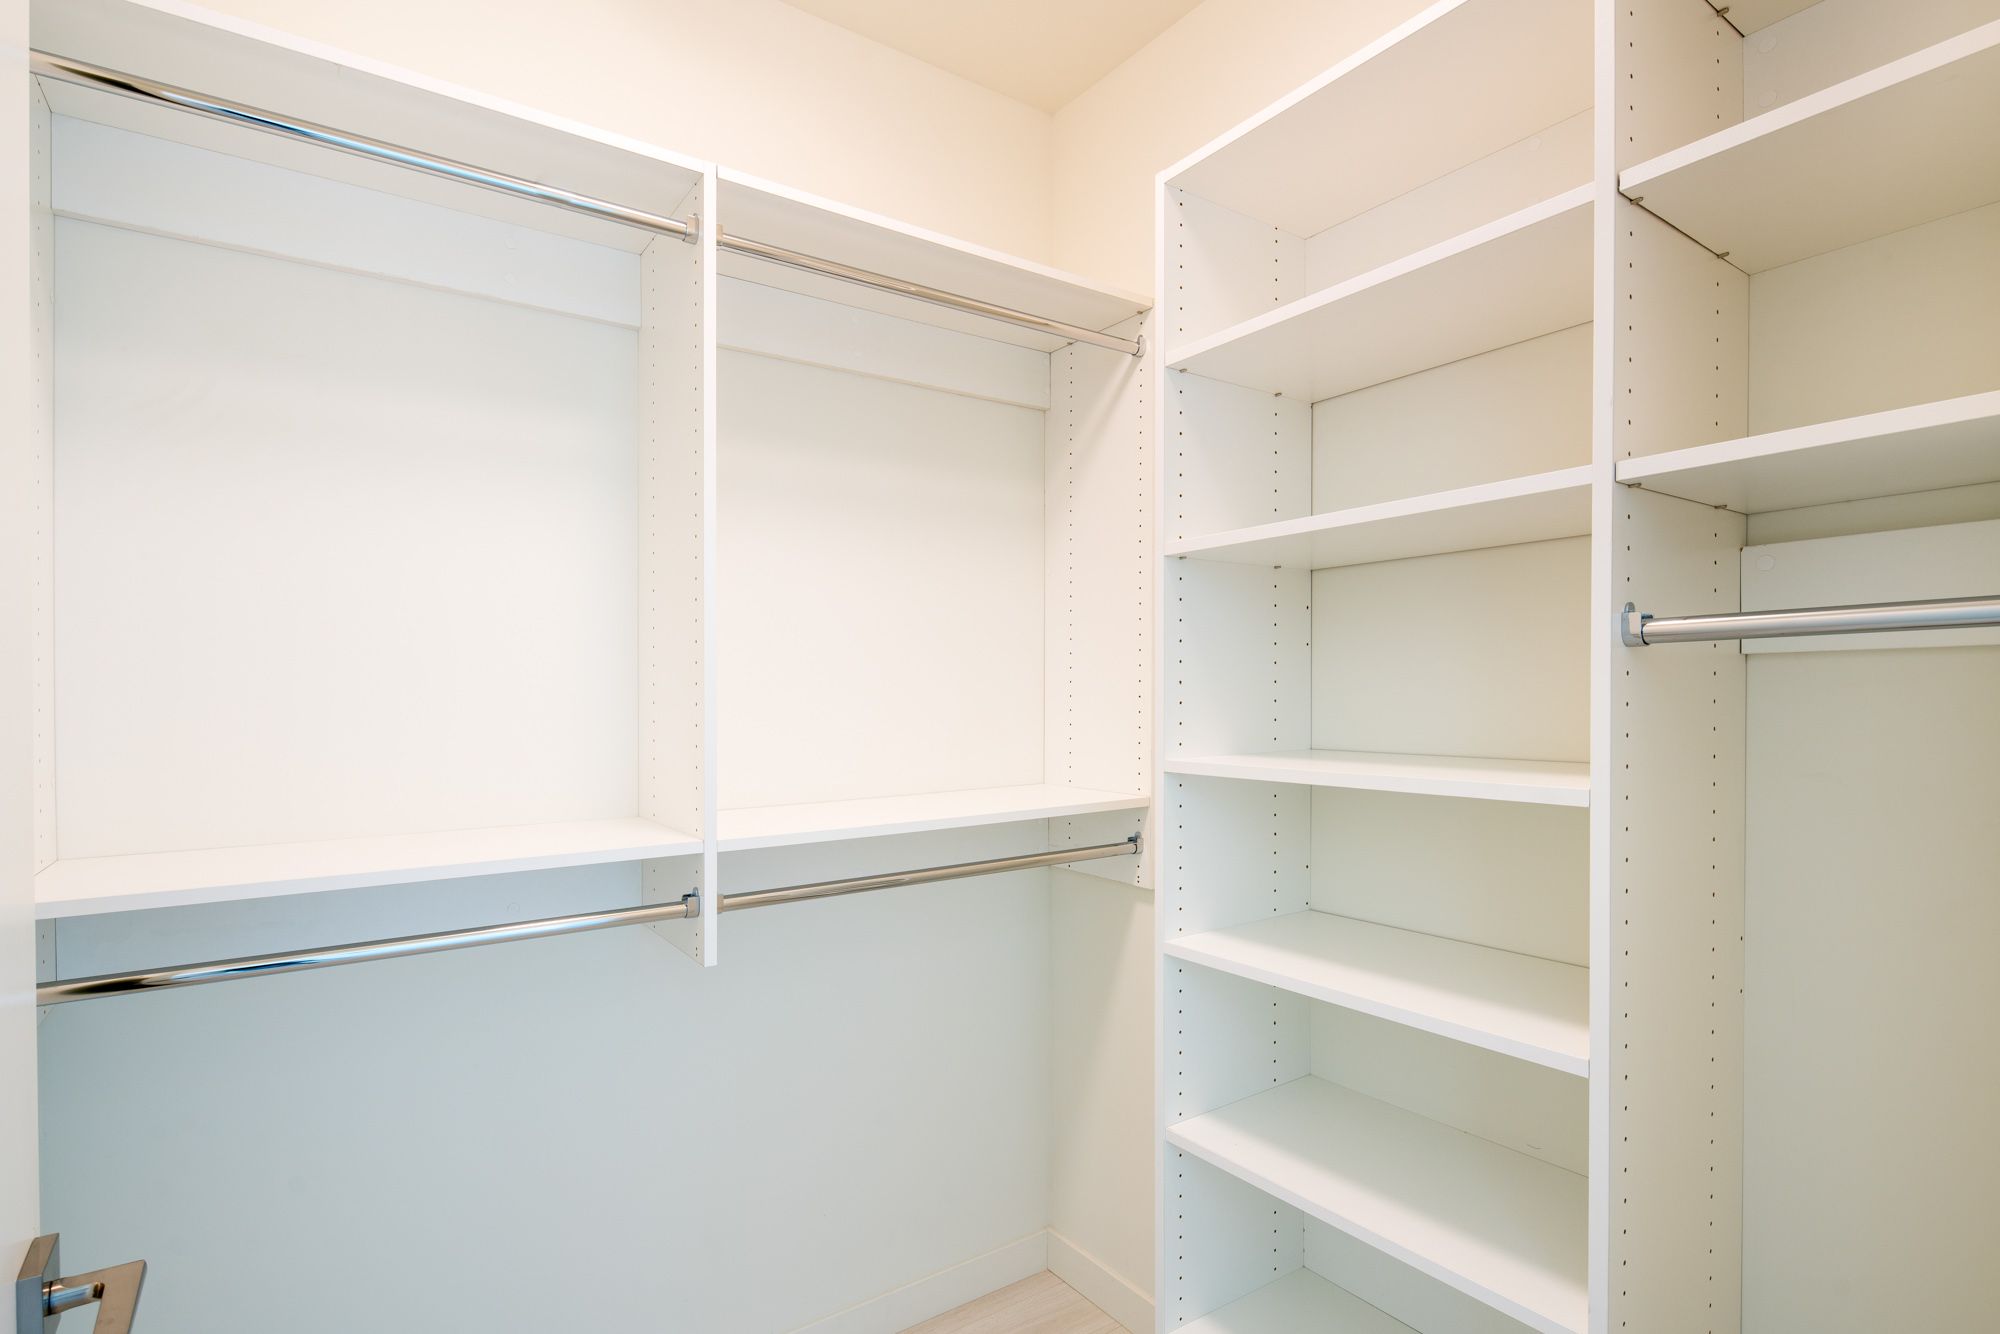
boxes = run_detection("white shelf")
[1168,466,1591,569]
[1164,0,1592,240]
[1615,390,2000,513]
[1168,1077,1587,1334]
[1619,19,2000,272]
[1163,750,1590,807]
[1166,185,1592,402]
[1182,1266,1416,1334]
[1166,912,1588,1075]
[716,783,1147,852]
[718,170,1149,352]
[35,818,701,918]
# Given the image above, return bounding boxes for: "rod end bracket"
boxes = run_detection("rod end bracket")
[681,890,702,918]
[1621,602,1652,648]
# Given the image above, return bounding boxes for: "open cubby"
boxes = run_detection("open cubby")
[1165,962,1587,1333]
[710,171,1153,857]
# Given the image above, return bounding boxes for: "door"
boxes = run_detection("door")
[6,0,45,1304]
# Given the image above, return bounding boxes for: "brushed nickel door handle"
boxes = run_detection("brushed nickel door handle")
[15,1235,147,1334]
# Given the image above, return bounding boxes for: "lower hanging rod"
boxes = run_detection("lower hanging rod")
[36,835,1141,1005]
[1622,594,2000,646]
[30,51,1142,358]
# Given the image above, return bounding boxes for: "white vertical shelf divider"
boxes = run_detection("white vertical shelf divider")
[642,166,718,965]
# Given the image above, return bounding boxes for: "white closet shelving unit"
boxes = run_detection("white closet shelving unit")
[1155,0,1594,1329]
[1158,0,2000,1331]
[1607,3,2000,1331]
[29,0,1153,970]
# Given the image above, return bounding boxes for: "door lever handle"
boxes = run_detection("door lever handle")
[15,1235,147,1334]
[44,1261,146,1334]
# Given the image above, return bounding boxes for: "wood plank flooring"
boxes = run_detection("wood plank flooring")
[897,1271,1124,1334]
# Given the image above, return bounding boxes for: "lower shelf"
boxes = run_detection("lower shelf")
[1167,1076,1587,1334]
[716,783,1147,851]
[1183,1266,1415,1334]
[1165,911,1589,1076]
[1163,750,1590,807]
[35,817,702,918]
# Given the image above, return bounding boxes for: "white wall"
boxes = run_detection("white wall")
[1743,646,2000,1332]
[41,827,1057,1334]
[170,0,1054,265]
[1048,870,1155,1314]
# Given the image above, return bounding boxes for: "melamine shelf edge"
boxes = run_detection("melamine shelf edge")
[35,817,702,918]
[1164,913,1590,1076]
[1613,391,2000,512]
[1616,18,2000,269]
[1166,1077,1588,1334]
[1165,465,1594,567]
[1619,18,2000,194]
[1161,184,1594,388]
[716,784,1149,852]
[1163,751,1591,807]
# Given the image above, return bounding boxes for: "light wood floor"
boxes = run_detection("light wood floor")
[897,1271,1124,1334]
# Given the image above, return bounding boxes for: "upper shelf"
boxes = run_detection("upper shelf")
[719,170,1149,352]
[1620,19,2000,273]
[1168,1076,1587,1334]
[1617,391,2000,513]
[35,818,701,919]
[1163,0,1592,240]
[1167,186,1592,402]
[1164,750,1591,808]
[1168,466,1591,569]
[717,784,1147,853]
[1166,911,1589,1076]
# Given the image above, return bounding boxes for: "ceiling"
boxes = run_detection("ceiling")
[780,0,1207,113]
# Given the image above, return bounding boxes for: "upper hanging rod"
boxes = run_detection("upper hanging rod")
[1621,594,2000,646]
[717,233,1143,356]
[30,52,1143,358]
[36,834,1141,1005]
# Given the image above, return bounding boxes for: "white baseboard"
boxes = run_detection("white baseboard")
[1047,1229,1154,1334]
[784,1231,1048,1334]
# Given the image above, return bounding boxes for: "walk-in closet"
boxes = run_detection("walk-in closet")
[4,1,1995,1332]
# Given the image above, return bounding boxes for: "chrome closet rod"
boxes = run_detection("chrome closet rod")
[36,836,1141,1005]
[30,51,696,241]
[714,233,1143,356]
[29,52,1143,357]
[1621,594,2000,646]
